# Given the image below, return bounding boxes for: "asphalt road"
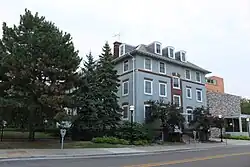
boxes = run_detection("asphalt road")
[1,146,250,167]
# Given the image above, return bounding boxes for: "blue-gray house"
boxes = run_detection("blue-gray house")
[113,41,211,124]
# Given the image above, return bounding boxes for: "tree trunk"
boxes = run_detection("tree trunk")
[28,110,35,141]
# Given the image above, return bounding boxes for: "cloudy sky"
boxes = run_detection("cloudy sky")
[0,0,249,97]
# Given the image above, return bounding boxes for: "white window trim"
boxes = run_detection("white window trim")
[144,104,151,119]
[159,83,167,97]
[119,44,126,56]
[144,58,152,71]
[186,108,193,123]
[159,62,166,74]
[172,77,181,89]
[180,50,187,62]
[154,42,162,55]
[122,80,129,96]
[186,87,192,99]
[167,46,175,59]
[144,79,153,95]
[173,95,181,107]
[196,89,203,102]
[195,72,202,83]
[123,60,129,73]
[185,69,191,80]
[122,105,129,120]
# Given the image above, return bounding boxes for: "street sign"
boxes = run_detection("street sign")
[60,129,66,149]
[60,129,66,138]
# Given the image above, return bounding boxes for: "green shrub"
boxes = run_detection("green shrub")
[223,135,250,140]
[133,140,149,146]
[92,136,129,145]
[115,121,153,141]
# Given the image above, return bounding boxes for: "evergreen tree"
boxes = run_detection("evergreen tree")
[96,42,122,130]
[74,52,100,130]
[0,9,81,140]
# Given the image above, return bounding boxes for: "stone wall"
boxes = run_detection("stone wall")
[207,91,241,137]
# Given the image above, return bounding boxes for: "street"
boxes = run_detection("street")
[1,146,250,167]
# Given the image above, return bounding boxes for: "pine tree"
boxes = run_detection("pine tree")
[74,52,100,130]
[0,9,81,140]
[96,42,122,130]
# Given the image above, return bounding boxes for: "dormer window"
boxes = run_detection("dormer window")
[119,44,126,56]
[180,51,186,62]
[167,47,175,59]
[154,42,162,55]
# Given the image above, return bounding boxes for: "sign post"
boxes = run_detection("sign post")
[193,130,197,147]
[60,129,66,149]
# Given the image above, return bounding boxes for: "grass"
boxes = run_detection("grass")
[2,131,53,139]
[0,141,127,149]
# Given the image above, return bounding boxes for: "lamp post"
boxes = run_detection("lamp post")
[128,53,135,121]
[218,115,223,142]
[246,118,250,137]
[130,105,134,144]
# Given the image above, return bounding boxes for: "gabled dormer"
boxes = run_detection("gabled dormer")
[166,46,175,59]
[175,50,187,62]
[146,41,162,55]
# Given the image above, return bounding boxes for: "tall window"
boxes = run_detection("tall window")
[168,47,175,58]
[122,81,129,96]
[173,77,180,89]
[186,87,192,99]
[159,83,167,97]
[185,69,191,80]
[155,42,162,55]
[119,44,125,56]
[159,62,166,74]
[196,89,202,102]
[195,72,201,82]
[122,105,129,120]
[173,95,181,107]
[186,108,193,123]
[144,104,151,120]
[144,79,153,95]
[123,60,129,72]
[181,52,186,62]
[144,58,152,71]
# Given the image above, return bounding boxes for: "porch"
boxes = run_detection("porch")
[224,114,250,137]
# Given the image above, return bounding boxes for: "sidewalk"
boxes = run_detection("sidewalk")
[0,142,228,161]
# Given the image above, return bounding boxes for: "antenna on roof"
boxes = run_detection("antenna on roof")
[113,32,121,42]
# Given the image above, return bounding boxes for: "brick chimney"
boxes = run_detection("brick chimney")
[113,41,122,58]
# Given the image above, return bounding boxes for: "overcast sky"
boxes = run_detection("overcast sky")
[0,0,249,98]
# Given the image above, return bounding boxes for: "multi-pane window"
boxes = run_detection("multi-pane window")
[119,44,125,56]
[159,62,166,74]
[144,104,151,120]
[173,95,181,107]
[168,47,174,58]
[181,52,186,62]
[173,77,180,89]
[186,109,193,123]
[144,79,152,95]
[122,105,129,120]
[186,87,192,99]
[196,72,201,82]
[155,43,162,54]
[185,69,191,80]
[144,58,152,71]
[122,81,129,96]
[123,60,129,72]
[196,89,202,102]
[159,83,167,97]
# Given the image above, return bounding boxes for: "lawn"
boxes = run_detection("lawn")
[0,141,126,149]
[2,131,53,139]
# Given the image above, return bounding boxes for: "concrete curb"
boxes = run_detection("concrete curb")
[0,145,231,162]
